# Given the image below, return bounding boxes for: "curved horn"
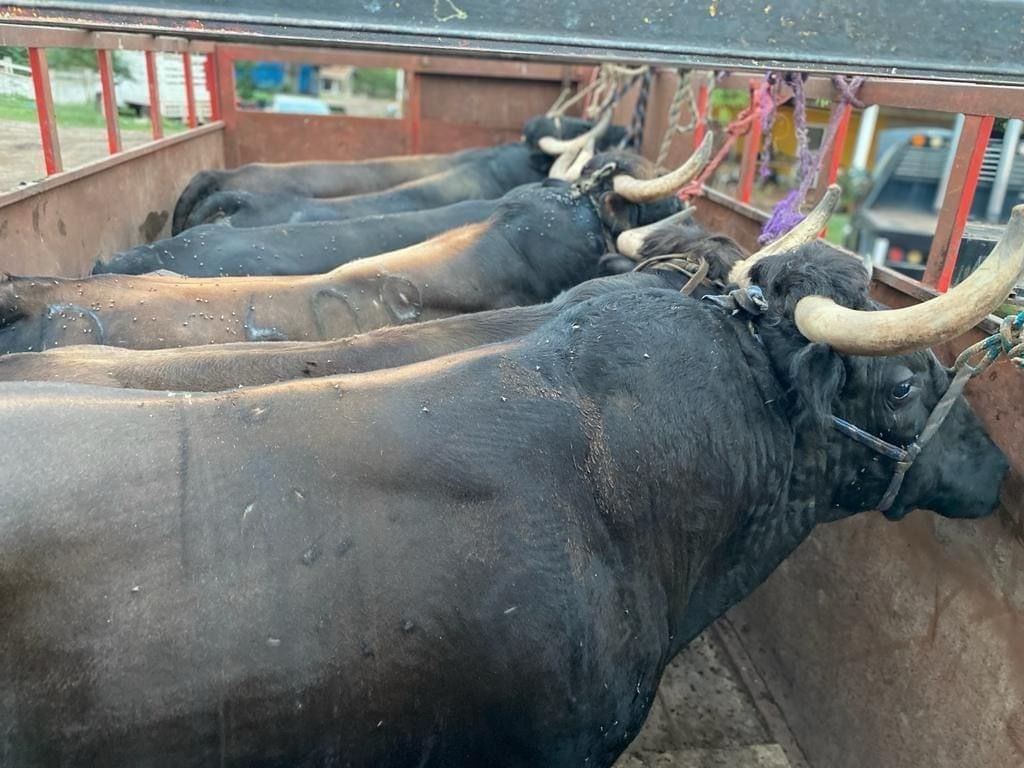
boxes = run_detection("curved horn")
[793,204,1024,355]
[728,184,841,285]
[538,110,611,156]
[562,138,595,182]
[548,139,596,182]
[611,132,713,203]
[615,207,696,257]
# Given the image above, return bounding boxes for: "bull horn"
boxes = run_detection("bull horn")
[548,137,595,181]
[615,207,697,257]
[538,110,611,156]
[793,204,1024,355]
[728,184,841,285]
[611,132,713,203]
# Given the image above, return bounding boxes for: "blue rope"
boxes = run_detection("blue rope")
[955,310,1024,372]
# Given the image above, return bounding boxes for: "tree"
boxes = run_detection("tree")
[0,46,28,66]
[0,46,130,78]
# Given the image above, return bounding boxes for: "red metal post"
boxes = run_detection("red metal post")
[96,49,122,154]
[819,101,854,237]
[145,50,163,139]
[826,102,853,186]
[692,79,709,150]
[405,68,422,154]
[736,83,763,204]
[203,51,221,121]
[27,47,62,175]
[182,51,197,128]
[923,114,995,290]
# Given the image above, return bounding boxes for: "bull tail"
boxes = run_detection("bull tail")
[172,170,225,235]
[0,273,27,327]
[183,191,255,231]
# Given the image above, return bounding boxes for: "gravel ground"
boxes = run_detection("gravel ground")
[0,118,153,194]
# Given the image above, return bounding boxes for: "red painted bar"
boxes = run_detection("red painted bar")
[405,68,421,154]
[737,82,762,204]
[27,47,62,175]
[924,114,995,290]
[692,80,709,150]
[182,51,197,129]
[96,49,122,154]
[819,101,853,237]
[826,102,853,185]
[203,51,220,121]
[145,50,163,139]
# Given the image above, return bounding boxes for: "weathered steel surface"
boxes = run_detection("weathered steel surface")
[216,46,577,165]
[694,191,1024,768]
[225,112,413,166]
[0,126,224,276]
[4,1,1024,84]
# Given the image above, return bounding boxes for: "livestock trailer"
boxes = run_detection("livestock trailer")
[0,2,1022,766]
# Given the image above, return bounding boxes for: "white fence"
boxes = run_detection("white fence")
[0,58,33,99]
[0,53,212,119]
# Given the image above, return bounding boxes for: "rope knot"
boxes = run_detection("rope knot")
[702,285,769,317]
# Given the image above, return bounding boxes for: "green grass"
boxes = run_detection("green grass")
[0,94,186,134]
[824,212,850,247]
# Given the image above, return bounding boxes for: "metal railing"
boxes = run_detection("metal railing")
[0,24,217,175]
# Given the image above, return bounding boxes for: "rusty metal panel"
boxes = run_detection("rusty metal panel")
[225,112,411,166]
[219,53,580,165]
[693,189,1024,768]
[0,126,224,276]
[417,120,519,154]
[419,74,562,130]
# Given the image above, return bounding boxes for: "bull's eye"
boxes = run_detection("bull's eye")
[892,380,914,401]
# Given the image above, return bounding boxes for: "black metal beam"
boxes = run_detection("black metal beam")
[3,0,1024,85]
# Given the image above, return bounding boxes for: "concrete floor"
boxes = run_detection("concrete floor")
[617,629,794,768]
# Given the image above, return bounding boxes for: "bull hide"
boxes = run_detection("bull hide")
[177,117,629,231]
[0,247,1006,767]
[94,200,497,278]
[0,176,682,355]
[0,272,685,390]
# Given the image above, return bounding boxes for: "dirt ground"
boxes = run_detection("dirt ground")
[0,118,152,194]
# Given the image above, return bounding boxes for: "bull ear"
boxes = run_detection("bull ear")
[788,342,845,432]
[598,192,640,235]
[597,253,637,275]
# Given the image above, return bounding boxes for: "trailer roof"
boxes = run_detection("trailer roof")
[2,0,1023,85]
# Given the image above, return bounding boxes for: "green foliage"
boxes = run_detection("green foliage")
[352,68,398,99]
[234,61,259,100]
[708,87,748,124]
[0,47,131,79]
[0,46,28,66]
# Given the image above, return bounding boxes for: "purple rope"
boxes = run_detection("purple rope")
[757,72,781,179]
[759,74,865,244]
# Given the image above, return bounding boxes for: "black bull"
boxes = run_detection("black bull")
[0,179,681,354]
[0,225,746,390]
[0,273,687,389]
[176,117,628,231]
[0,248,1006,767]
[93,199,496,278]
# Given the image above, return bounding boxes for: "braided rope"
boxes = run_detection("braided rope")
[620,69,653,150]
[550,74,603,118]
[758,74,865,244]
[678,76,779,200]
[655,71,693,168]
